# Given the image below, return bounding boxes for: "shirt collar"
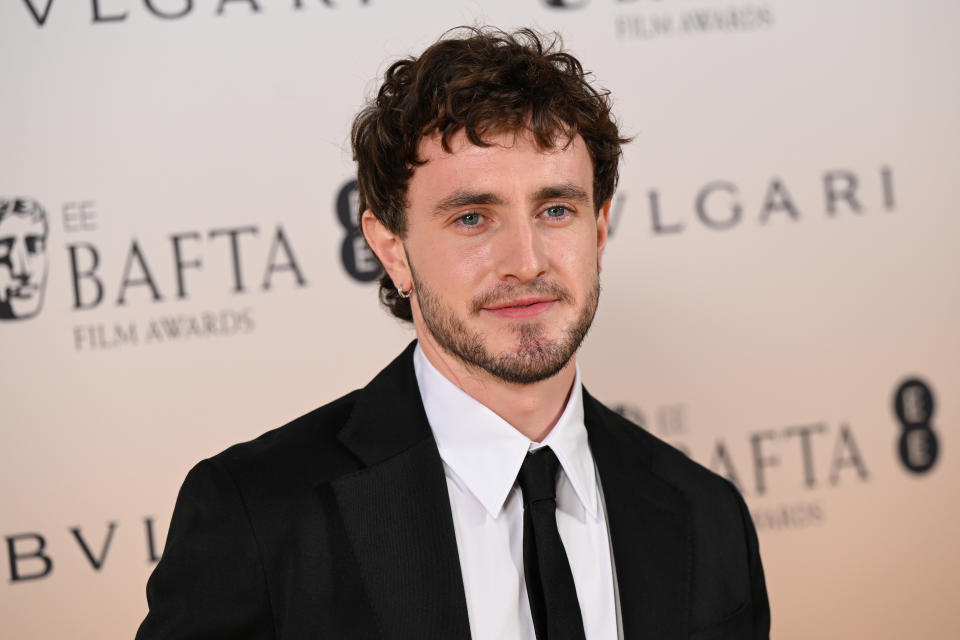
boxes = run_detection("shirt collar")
[414,343,598,519]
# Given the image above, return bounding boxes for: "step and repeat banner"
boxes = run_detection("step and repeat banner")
[2,1,957,638]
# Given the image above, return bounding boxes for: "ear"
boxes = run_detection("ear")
[596,198,612,272]
[361,210,411,290]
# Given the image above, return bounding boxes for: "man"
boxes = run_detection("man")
[137,27,769,640]
[0,198,49,320]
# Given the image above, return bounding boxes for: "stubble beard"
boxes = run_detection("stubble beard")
[410,264,600,385]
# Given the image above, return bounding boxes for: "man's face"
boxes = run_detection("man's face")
[401,129,609,384]
[0,211,49,320]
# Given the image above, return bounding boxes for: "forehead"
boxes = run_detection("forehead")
[408,128,594,205]
[0,214,46,236]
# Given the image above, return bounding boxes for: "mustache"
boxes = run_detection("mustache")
[3,281,40,298]
[471,279,574,314]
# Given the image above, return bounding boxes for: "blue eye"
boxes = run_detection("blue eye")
[459,213,481,226]
[544,206,568,218]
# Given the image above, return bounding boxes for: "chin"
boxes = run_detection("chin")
[11,298,41,319]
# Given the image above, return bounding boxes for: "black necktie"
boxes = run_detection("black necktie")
[517,447,587,640]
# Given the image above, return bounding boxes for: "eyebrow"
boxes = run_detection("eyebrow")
[432,190,506,217]
[431,183,591,217]
[532,183,591,204]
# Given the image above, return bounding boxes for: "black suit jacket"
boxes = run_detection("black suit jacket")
[137,343,770,639]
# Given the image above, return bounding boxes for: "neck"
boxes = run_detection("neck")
[416,330,576,443]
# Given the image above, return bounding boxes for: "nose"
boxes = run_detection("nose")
[495,215,548,283]
[10,239,28,279]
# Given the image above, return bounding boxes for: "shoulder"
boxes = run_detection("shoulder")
[587,394,746,523]
[588,394,767,629]
[201,388,365,495]
[186,342,422,502]
[139,391,370,639]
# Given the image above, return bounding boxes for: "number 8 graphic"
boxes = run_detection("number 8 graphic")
[893,378,939,474]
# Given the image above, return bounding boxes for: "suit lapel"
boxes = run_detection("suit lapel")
[584,390,691,640]
[329,343,471,640]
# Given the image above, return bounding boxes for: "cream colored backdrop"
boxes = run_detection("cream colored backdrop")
[2,1,957,638]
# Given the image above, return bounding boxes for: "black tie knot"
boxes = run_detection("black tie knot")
[518,447,560,506]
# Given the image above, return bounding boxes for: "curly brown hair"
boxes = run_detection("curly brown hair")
[351,26,630,321]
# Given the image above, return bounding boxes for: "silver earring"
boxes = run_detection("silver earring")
[396,284,411,299]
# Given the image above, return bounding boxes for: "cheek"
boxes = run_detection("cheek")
[413,240,491,292]
[26,254,47,276]
[547,233,598,280]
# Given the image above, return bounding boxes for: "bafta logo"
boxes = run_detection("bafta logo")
[0,198,49,320]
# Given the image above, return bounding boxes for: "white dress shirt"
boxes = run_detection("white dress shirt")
[413,345,622,640]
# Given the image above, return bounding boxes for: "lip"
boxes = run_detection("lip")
[482,297,558,319]
[7,286,38,299]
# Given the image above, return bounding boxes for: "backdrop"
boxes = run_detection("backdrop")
[2,1,957,638]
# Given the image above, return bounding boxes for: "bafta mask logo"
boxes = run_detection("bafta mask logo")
[0,198,50,320]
